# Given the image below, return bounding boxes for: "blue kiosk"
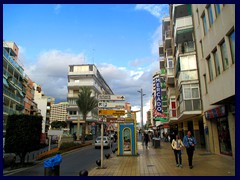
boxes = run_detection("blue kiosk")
[117,119,138,156]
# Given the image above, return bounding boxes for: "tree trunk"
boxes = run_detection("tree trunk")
[81,116,87,144]
[81,123,86,144]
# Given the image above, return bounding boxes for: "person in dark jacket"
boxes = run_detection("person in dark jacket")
[183,131,197,169]
[144,133,149,149]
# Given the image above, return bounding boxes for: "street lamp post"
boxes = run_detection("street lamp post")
[137,88,145,132]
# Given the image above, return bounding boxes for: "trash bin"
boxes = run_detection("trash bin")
[154,138,160,148]
[44,153,62,176]
[152,138,155,147]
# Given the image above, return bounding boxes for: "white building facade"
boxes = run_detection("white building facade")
[192,4,235,158]
[67,64,114,136]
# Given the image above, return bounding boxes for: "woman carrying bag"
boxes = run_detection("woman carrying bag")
[171,134,184,168]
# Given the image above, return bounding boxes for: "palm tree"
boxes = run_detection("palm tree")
[76,87,98,144]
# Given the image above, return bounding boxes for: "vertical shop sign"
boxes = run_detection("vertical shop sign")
[155,78,162,113]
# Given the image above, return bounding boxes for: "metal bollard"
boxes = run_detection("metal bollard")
[79,169,88,176]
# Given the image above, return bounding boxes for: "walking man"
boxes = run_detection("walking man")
[183,131,197,169]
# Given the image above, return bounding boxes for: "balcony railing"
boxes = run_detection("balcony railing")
[3,48,24,74]
[169,108,177,118]
[179,99,201,114]
[167,67,174,76]
[166,49,173,57]
[165,30,172,39]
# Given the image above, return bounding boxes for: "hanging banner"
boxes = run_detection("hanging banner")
[155,77,162,113]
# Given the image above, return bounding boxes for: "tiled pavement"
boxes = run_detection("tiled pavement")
[88,141,235,176]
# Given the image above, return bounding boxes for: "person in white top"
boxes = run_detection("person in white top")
[171,134,184,168]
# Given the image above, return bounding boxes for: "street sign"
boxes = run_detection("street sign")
[107,123,114,131]
[98,102,125,108]
[105,117,125,123]
[98,94,125,101]
[48,129,63,136]
[98,109,125,116]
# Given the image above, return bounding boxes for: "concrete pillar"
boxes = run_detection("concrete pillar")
[193,120,200,149]
[203,115,210,152]
[228,112,235,159]
[183,121,188,136]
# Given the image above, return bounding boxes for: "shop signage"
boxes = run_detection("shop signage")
[155,77,162,113]
[205,105,226,120]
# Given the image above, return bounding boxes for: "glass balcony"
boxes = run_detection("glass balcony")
[174,15,193,44]
[3,48,24,74]
[178,70,198,86]
[177,41,195,54]
[179,99,201,114]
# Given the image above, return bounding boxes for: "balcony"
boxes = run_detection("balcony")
[166,48,173,57]
[178,99,202,121]
[159,43,164,57]
[164,30,172,49]
[178,70,198,86]
[3,48,24,74]
[174,15,193,44]
[177,41,195,55]
[68,81,101,92]
[167,88,176,99]
[159,58,165,68]
[68,93,79,98]
[166,67,174,85]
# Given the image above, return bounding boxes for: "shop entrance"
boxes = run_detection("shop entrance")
[217,117,232,156]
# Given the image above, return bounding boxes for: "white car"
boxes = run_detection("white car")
[95,136,112,149]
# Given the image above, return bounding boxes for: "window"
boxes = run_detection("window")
[215,4,221,17]
[202,13,208,35]
[69,66,74,72]
[213,50,221,76]
[207,56,214,81]
[183,84,200,99]
[220,40,229,70]
[229,31,235,63]
[207,5,214,27]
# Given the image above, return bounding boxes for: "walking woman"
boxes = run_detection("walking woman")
[171,134,184,168]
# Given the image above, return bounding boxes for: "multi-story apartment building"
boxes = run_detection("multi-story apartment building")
[23,75,36,115]
[67,64,114,136]
[33,82,55,133]
[159,5,205,147]
[3,41,25,137]
[50,102,69,123]
[192,4,235,158]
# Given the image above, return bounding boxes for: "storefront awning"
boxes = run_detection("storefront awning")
[154,117,168,122]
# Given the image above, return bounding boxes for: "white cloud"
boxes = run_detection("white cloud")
[54,4,62,14]
[151,25,162,55]
[135,4,169,56]
[135,4,169,19]
[24,50,86,102]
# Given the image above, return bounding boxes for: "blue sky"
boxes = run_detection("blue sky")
[3,4,169,123]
